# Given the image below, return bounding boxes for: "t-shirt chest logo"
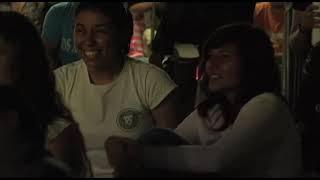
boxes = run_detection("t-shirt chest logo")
[117,109,142,131]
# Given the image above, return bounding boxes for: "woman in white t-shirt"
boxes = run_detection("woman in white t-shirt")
[106,23,302,177]
[54,2,179,177]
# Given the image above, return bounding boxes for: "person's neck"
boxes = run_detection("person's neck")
[88,56,124,85]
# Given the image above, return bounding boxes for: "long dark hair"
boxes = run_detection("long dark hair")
[197,23,282,130]
[0,11,91,176]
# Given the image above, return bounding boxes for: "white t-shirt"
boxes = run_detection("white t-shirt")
[47,118,71,141]
[54,58,177,177]
[142,93,302,177]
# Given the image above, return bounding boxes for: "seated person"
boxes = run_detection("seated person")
[149,2,255,120]
[106,23,302,177]
[54,2,180,177]
[0,11,91,177]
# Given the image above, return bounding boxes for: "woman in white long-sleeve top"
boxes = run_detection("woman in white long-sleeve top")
[106,23,302,177]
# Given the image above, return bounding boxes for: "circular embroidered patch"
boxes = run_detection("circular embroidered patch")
[116,108,142,131]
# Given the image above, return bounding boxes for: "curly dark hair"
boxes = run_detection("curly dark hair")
[197,23,282,130]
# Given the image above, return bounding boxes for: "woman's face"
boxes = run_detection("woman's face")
[0,37,14,85]
[205,43,241,93]
[75,9,118,71]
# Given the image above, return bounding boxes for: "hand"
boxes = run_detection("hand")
[104,136,142,177]
[301,4,320,30]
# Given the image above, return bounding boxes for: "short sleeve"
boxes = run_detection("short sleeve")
[54,61,81,105]
[143,66,177,110]
[47,118,72,141]
[41,3,63,46]
[54,67,66,99]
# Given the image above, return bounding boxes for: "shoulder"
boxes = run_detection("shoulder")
[49,2,70,10]
[47,2,67,12]
[46,2,74,16]
[54,61,83,93]
[126,57,157,69]
[238,93,291,123]
[54,60,83,80]
[126,58,170,77]
[126,58,175,88]
[124,58,176,108]
[246,93,286,106]
[242,93,288,112]
[232,93,294,143]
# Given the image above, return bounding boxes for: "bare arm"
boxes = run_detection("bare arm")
[151,89,181,128]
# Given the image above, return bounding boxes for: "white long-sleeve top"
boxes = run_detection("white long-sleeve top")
[141,93,302,177]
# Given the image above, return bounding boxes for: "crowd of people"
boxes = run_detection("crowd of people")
[0,1,319,177]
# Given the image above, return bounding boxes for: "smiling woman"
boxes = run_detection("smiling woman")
[74,10,115,73]
[204,44,241,96]
[54,2,180,178]
[106,23,302,177]
[72,2,133,85]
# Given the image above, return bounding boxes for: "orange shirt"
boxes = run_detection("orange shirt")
[254,2,284,33]
[254,2,285,57]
